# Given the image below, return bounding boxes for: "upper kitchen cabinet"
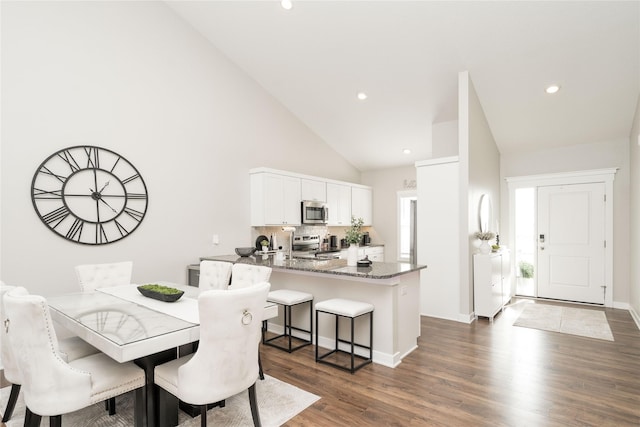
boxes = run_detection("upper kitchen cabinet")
[326,183,351,226]
[301,179,326,202]
[351,186,373,225]
[250,167,372,227]
[251,172,301,226]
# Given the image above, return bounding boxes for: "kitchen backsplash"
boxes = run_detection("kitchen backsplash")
[252,225,376,250]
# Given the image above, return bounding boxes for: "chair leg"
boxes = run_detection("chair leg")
[1,383,20,422]
[24,407,42,427]
[258,349,265,380]
[200,404,207,427]
[248,382,262,427]
[50,415,62,427]
[107,397,116,415]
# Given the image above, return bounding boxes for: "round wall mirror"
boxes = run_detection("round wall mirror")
[479,194,492,232]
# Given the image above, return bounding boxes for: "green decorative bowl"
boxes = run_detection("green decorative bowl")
[137,284,184,302]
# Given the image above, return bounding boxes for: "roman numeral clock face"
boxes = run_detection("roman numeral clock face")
[31,146,148,245]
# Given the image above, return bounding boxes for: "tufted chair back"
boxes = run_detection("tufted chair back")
[4,287,93,416]
[1,282,22,386]
[75,261,133,292]
[198,260,232,291]
[165,282,270,406]
[4,287,145,422]
[229,264,272,290]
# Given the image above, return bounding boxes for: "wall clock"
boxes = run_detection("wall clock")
[31,145,148,245]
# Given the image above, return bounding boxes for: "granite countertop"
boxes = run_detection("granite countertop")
[199,254,426,280]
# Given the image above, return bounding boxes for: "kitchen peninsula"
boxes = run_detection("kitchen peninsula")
[199,255,426,367]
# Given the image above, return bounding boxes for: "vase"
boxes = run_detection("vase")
[479,240,491,254]
[347,244,358,266]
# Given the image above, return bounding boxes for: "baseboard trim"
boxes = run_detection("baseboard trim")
[629,306,640,330]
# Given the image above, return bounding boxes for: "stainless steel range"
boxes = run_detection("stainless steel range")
[291,234,341,259]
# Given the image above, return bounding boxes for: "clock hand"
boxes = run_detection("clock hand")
[99,198,118,214]
[97,180,110,194]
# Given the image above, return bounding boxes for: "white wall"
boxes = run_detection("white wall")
[416,157,461,321]
[629,95,640,323]
[415,71,500,322]
[0,1,359,296]
[432,120,458,158]
[361,164,416,261]
[461,72,501,318]
[500,139,630,306]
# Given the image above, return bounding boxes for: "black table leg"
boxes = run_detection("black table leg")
[134,348,178,427]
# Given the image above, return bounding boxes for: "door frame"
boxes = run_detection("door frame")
[506,168,617,307]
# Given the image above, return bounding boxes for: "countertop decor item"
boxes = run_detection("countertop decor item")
[345,216,365,245]
[137,284,184,302]
[474,231,496,241]
[357,255,372,267]
[474,231,495,254]
[255,235,269,250]
[235,247,257,257]
[31,145,148,245]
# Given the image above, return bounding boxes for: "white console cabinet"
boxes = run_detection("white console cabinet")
[473,250,510,322]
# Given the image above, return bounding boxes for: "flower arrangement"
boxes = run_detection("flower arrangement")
[474,231,495,241]
[345,216,365,245]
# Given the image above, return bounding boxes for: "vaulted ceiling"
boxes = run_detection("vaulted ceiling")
[167,1,640,171]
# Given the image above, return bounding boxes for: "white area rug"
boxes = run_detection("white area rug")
[513,303,614,341]
[0,375,319,427]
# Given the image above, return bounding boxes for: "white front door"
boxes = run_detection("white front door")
[537,183,606,304]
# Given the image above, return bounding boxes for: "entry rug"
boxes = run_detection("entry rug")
[0,375,319,427]
[513,303,614,341]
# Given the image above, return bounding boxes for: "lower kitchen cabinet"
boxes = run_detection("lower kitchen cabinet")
[473,250,510,322]
[364,246,384,262]
[187,264,199,287]
[339,245,385,262]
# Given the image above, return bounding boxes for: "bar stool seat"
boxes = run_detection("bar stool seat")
[263,290,313,353]
[315,298,374,374]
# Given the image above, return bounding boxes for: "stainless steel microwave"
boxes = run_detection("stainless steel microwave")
[301,200,329,224]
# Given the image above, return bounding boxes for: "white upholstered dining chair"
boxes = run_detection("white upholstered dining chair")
[0,282,99,423]
[198,260,232,291]
[229,264,272,289]
[74,261,133,292]
[3,287,146,427]
[154,282,270,427]
[228,264,272,379]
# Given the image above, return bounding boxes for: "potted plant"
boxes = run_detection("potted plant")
[519,261,534,279]
[518,260,534,292]
[345,217,364,266]
[474,231,495,254]
[260,239,270,252]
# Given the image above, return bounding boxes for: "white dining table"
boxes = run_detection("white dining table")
[47,283,278,427]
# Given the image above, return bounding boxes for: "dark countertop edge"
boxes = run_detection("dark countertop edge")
[197,255,427,280]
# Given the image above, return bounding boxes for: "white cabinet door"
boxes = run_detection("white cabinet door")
[257,173,301,226]
[301,179,326,202]
[352,186,373,225]
[282,176,302,224]
[327,183,351,226]
[364,246,384,262]
[473,253,504,321]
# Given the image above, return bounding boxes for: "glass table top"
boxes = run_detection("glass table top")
[48,291,197,347]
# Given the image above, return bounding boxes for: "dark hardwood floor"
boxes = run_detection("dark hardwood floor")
[262,298,640,426]
[1,298,638,426]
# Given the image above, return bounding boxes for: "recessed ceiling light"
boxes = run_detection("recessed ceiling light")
[357,92,368,101]
[545,84,560,94]
[281,0,293,10]
[403,148,411,154]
